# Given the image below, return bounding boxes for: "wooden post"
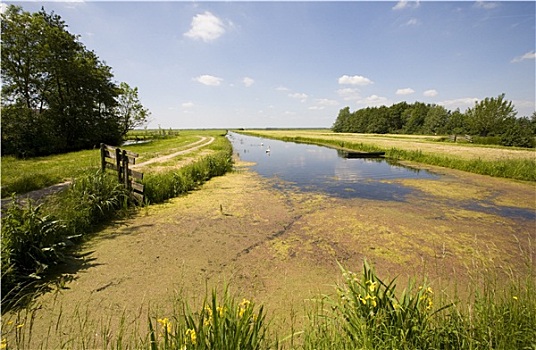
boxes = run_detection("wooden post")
[115,147,122,183]
[122,150,129,189]
[100,143,106,172]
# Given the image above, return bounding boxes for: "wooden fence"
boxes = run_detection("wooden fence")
[100,143,144,202]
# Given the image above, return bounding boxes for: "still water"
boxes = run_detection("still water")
[228,132,535,221]
[228,132,438,201]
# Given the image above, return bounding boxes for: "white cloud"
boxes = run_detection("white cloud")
[474,1,499,10]
[0,3,8,14]
[360,95,390,106]
[309,98,339,110]
[276,86,290,92]
[193,74,223,86]
[392,1,420,10]
[405,18,419,26]
[338,75,373,86]
[423,89,438,97]
[288,92,308,102]
[242,77,254,87]
[511,51,536,63]
[438,97,479,111]
[182,102,194,108]
[396,88,415,95]
[184,11,225,42]
[337,88,361,101]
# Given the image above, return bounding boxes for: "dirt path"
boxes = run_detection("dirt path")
[5,158,534,348]
[131,136,214,168]
[0,136,215,209]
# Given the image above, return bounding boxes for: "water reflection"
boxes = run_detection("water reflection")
[228,132,437,201]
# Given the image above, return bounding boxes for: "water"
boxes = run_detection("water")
[228,132,535,221]
[228,132,438,201]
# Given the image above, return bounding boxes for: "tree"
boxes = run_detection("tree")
[422,105,449,135]
[116,82,150,137]
[466,94,516,137]
[1,5,122,156]
[332,107,352,132]
[500,116,535,148]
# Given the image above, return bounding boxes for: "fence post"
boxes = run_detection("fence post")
[122,150,129,189]
[115,148,122,183]
[100,143,106,172]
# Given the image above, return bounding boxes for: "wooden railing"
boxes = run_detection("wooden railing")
[100,143,144,202]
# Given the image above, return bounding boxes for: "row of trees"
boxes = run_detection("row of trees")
[1,6,150,157]
[331,94,536,148]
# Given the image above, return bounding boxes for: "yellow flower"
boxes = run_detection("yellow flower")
[513,296,518,301]
[217,305,226,317]
[204,306,213,326]
[367,280,378,292]
[426,299,433,310]
[238,299,251,318]
[16,323,24,329]
[363,294,377,307]
[157,318,172,334]
[1,338,7,350]
[186,328,197,345]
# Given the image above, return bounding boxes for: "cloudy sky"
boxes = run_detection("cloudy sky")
[3,1,535,128]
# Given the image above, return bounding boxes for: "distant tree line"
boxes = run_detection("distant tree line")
[332,94,536,148]
[1,5,150,157]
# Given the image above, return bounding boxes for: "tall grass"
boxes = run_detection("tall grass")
[1,171,131,310]
[3,260,534,349]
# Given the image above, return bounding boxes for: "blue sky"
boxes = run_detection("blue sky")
[3,1,535,128]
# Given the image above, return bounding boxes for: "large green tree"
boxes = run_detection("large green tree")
[466,94,516,137]
[1,5,122,156]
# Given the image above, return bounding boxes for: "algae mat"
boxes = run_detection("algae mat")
[5,160,534,348]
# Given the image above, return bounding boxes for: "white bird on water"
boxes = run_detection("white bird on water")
[265,146,271,153]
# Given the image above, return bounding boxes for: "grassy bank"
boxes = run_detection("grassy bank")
[238,130,536,182]
[3,261,534,349]
[0,130,217,197]
[1,131,233,310]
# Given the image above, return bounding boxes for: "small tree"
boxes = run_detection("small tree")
[116,82,150,137]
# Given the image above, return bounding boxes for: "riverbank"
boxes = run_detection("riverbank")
[237,130,536,181]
